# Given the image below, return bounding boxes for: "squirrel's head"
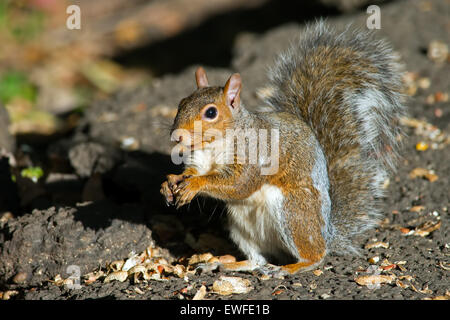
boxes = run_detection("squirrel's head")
[171,67,242,150]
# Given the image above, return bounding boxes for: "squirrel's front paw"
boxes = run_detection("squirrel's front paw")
[160,181,174,205]
[173,176,201,209]
[160,174,192,206]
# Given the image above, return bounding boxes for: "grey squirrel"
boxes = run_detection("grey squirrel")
[160,21,405,274]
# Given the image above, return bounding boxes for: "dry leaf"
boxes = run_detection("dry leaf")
[212,276,253,295]
[396,280,409,289]
[411,283,433,295]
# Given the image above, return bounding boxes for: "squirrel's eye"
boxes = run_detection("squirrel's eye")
[204,106,218,120]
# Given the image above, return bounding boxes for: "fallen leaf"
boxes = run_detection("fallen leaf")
[396,280,409,289]
[411,283,433,295]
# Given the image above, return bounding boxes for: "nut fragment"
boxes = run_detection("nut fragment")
[104,271,129,283]
[414,220,441,237]
[109,260,125,272]
[410,205,425,213]
[312,269,323,276]
[84,270,105,285]
[212,276,253,295]
[1,290,19,300]
[365,241,390,249]
[192,285,207,300]
[355,274,396,287]
[218,255,236,264]
[189,253,214,265]
[427,40,449,63]
[409,168,438,182]
[368,256,380,264]
[123,254,142,271]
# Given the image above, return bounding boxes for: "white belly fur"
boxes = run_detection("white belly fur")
[226,184,300,265]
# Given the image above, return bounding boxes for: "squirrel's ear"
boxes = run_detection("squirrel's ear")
[224,73,241,109]
[195,67,209,89]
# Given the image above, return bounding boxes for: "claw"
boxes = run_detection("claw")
[160,181,174,206]
[254,264,287,278]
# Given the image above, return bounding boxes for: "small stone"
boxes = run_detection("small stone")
[12,272,28,284]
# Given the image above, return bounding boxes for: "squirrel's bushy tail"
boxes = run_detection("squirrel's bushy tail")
[265,20,406,254]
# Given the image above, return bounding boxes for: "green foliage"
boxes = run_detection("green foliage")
[21,166,44,183]
[0,71,37,104]
[0,1,45,42]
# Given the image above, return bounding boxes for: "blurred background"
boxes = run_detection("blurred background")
[0,0,385,142]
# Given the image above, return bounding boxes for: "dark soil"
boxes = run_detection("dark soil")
[0,0,448,300]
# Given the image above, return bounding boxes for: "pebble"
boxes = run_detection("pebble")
[12,272,28,284]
